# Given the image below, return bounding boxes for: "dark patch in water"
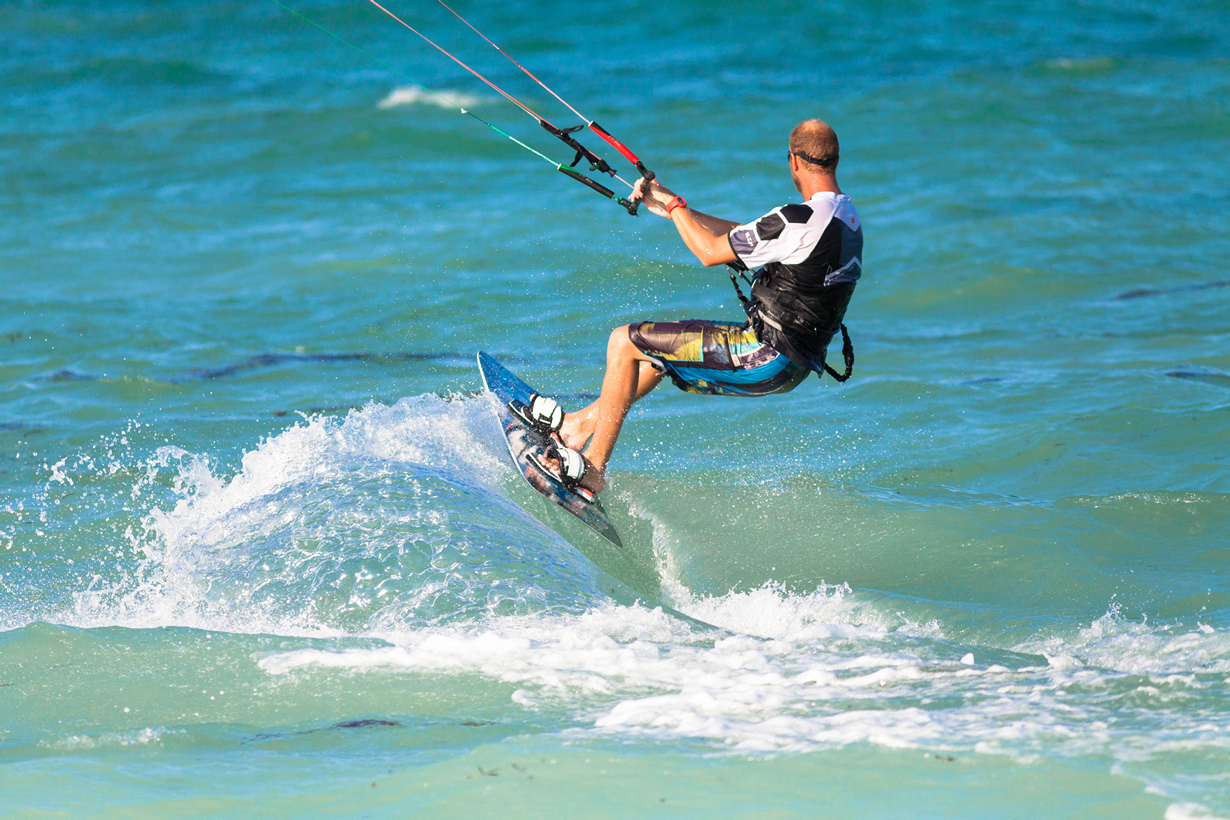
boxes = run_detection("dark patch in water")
[246,717,493,743]
[17,353,602,399]
[1167,370,1230,390]
[0,423,50,436]
[70,56,228,88]
[23,353,469,386]
[180,351,600,383]
[272,405,354,418]
[247,719,401,742]
[1115,280,1230,301]
[331,719,402,730]
[34,369,96,383]
[182,351,468,382]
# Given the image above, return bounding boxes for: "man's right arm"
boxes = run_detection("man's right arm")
[689,209,741,238]
[669,207,740,267]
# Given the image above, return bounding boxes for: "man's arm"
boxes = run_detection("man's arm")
[633,179,740,268]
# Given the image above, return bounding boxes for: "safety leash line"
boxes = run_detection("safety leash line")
[434,0,588,123]
[360,0,545,122]
[276,1,637,214]
[431,0,657,201]
[358,0,640,199]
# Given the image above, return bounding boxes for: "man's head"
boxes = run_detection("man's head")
[788,119,840,193]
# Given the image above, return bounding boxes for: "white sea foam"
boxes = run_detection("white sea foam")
[63,393,557,635]
[669,582,862,640]
[377,85,485,110]
[1021,604,1230,676]
[1165,803,1230,820]
[257,593,1014,754]
[254,588,1230,770]
[45,727,178,750]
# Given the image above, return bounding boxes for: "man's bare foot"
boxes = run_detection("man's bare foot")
[559,413,594,452]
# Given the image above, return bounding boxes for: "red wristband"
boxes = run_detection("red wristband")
[665,195,687,214]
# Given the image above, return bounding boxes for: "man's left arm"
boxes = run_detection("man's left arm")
[634,180,739,268]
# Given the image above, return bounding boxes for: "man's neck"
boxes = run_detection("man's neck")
[800,175,843,199]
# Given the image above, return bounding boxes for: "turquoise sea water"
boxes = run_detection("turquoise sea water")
[3,0,1229,815]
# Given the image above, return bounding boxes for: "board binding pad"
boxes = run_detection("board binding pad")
[477,351,622,548]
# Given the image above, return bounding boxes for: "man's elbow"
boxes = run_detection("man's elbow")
[684,233,737,267]
[699,247,737,267]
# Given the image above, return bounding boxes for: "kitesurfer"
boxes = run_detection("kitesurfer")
[527,119,862,496]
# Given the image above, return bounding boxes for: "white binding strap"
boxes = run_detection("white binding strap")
[557,445,585,482]
[529,395,563,431]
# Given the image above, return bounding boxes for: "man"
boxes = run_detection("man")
[524,119,862,497]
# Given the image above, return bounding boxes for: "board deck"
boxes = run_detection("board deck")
[477,351,622,548]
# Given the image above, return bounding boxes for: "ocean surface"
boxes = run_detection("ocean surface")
[2,0,1229,816]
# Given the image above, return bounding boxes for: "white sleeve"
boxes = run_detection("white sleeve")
[728,202,831,268]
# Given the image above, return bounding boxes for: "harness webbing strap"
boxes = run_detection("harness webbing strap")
[727,267,855,383]
[727,266,751,310]
[822,324,855,383]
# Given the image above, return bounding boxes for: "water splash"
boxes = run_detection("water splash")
[63,394,609,635]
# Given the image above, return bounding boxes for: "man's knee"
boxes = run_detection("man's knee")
[607,325,634,357]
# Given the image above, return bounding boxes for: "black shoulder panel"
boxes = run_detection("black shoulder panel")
[755,213,786,241]
[781,204,813,224]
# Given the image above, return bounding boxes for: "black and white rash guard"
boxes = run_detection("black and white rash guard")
[726,191,864,371]
[728,191,862,284]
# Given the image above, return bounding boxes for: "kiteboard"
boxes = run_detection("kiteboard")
[477,351,621,548]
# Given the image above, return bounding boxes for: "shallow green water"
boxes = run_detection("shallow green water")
[2,0,1229,816]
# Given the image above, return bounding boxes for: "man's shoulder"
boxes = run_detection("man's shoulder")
[761,193,854,224]
[779,203,813,224]
[732,194,857,249]
[750,198,838,233]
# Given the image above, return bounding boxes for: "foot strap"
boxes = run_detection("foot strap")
[528,443,594,501]
[511,393,564,434]
[549,442,585,487]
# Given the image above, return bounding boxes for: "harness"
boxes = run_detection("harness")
[727,265,855,383]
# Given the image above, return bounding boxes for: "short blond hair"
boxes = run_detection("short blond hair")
[789,119,839,169]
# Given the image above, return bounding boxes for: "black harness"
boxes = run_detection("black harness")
[727,264,856,383]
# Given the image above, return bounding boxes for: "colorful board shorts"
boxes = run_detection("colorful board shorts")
[628,319,810,397]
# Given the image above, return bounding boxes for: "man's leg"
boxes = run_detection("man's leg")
[560,361,661,451]
[558,326,663,493]
[551,319,804,494]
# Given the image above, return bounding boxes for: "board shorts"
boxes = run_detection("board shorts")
[628,320,809,397]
